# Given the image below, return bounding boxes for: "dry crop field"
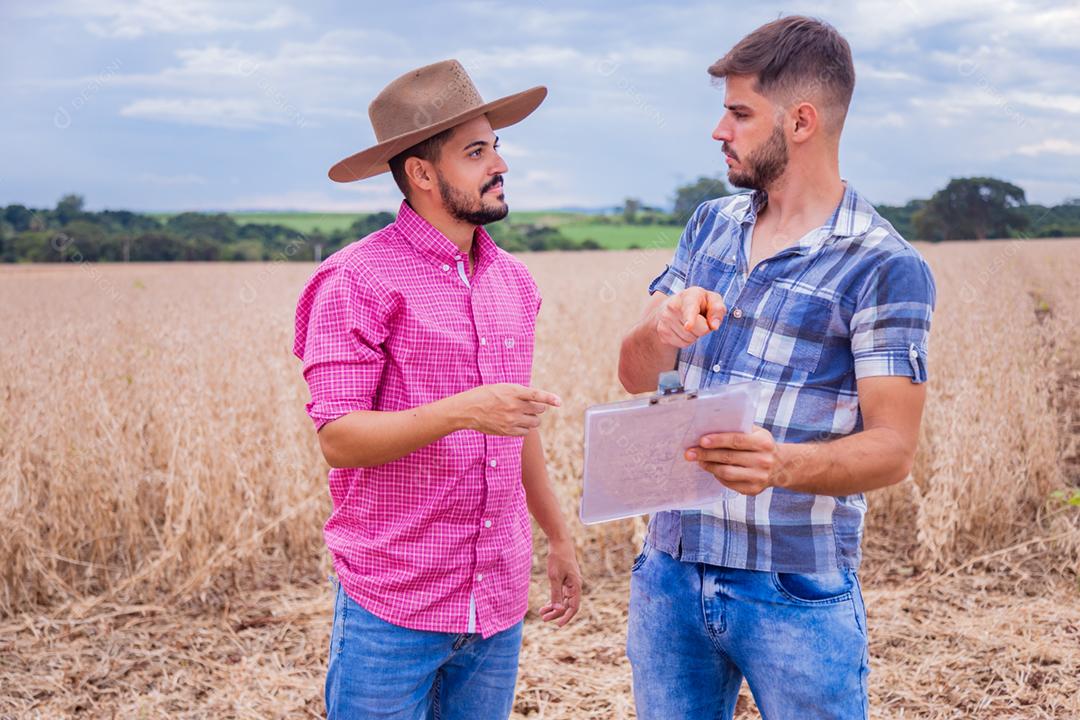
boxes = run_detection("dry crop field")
[1,240,1079,719]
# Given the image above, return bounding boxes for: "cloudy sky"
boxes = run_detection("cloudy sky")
[2,0,1077,212]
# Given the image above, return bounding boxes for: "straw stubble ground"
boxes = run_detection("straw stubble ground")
[1,240,1078,718]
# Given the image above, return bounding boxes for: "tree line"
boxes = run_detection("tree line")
[2,178,1077,263]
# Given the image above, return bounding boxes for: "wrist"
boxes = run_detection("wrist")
[438,392,473,433]
[546,531,574,551]
[771,442,800,491]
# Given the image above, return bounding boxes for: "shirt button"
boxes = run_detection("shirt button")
[729,255,736,263]
[489,459,498,468]
[441,264,450,271]
[480,337,487,346]
[732,307,743,319]
[712,363,722,372]
[476,573,484,582]
[484,520,492,528]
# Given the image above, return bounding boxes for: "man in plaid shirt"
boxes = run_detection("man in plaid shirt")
[619,17,935,719]
[294,60,581,719]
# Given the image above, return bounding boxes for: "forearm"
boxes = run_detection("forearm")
[317,394,466,468]
[618,303,677,394]
[521,428,572,545]
[775,427,915,496]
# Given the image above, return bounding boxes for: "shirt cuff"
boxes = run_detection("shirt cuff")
[853,343,928,384]
[306,398,373,431]
[648,264,687,296]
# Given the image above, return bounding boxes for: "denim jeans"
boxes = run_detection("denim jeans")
[325,579,523,720]
[627,543,869,720]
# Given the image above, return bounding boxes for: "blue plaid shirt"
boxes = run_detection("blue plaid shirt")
[646,182,936,573]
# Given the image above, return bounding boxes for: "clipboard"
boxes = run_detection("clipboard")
[580,371,761,525]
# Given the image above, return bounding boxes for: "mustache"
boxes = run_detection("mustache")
[481,175,504,194]
[722,143,738,161]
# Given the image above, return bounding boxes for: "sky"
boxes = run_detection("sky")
[1,0,1078,213]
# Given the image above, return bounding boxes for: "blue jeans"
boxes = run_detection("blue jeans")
[325,579,523,720]
[627,543,869,720]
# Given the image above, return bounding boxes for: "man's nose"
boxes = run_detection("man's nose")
[491,153,508,175]
[712,121,732,143]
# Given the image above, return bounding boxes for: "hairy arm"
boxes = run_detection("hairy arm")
[690,376,926,496]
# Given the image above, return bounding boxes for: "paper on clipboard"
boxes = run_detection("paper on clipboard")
[580,375,761,525]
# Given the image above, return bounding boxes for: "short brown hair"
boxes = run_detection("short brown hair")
[708,16,855,133]
[388,127,455,198]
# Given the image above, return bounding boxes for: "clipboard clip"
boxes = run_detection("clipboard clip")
[650,370,698,405]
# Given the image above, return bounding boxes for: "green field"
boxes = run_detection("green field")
[149,211,682,250]
[230,212,363,234]
[558,222,681,250]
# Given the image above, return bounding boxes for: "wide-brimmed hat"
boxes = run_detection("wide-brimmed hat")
[328,59,547,183]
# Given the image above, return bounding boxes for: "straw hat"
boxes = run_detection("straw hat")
[328,59,547,183]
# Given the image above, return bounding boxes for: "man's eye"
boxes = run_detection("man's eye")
[470,149,483,157]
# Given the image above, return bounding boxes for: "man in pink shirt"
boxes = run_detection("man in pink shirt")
[293,60,582,719]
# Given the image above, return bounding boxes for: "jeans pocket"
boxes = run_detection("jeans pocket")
[331,581,348,656]
[630,542,651,573]
[771,569,854,606]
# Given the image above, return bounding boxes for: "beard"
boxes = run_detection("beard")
[436,173,508,226]
[725,122,789,191]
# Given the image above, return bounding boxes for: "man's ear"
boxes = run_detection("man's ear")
[404,156,435,193]
[790,102,819,144]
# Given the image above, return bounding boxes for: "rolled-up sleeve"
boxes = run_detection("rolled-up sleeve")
[293,260,391,430]
[648,203,709,297]
[849,252,936,384]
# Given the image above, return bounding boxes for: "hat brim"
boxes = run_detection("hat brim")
[328,86,547,183]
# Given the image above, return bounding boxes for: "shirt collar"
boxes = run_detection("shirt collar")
[736,181,874,254]
[392,199,499,275]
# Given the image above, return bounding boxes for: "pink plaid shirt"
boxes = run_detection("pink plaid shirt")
[293,201,541,638]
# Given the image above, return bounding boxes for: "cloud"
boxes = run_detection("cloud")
[138,172,208,185]
[34,0,307,38]
[228,179,403,212]
[119,97,290,128]
[1013,92,1080,115]
[1015,139,1080,157]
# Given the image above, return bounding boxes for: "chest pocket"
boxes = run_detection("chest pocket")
[688,253,740,300]
[745,286,833,373]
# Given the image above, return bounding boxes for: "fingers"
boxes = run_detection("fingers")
[678,288,723,337]
[685,447,768,469]
[526,401,550,415]
[541,574,566,622]
[661,317,698,346]
[697,430,772,452]
[521,387,561,407]
[540,576,581,626]
[558,577,581,626]
[704,291,726,330]
[680,289,701,329]
[698,461,769,495]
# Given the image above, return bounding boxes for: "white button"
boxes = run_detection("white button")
[480,337,487,345]
[489,459,498,468]
[441,264,450,271]
[732,307,743,319]
[476,573,484,582]
[484,520,492,528]
[729,255,736,263]
[712,363,722,372]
